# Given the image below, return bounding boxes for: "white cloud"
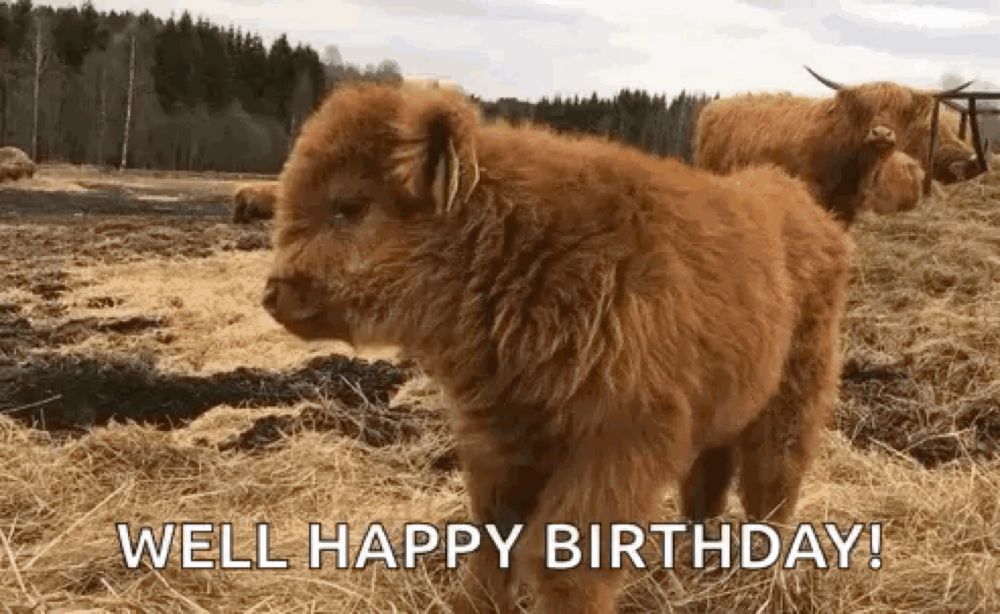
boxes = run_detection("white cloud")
[47,0,1000,100]
[840,1,994,29]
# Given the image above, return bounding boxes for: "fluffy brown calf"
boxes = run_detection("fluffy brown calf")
[694,67,973,225]
[231,181,278,223]
[0,146,36,182]
[859,151,927,215]
[263,83,852,614]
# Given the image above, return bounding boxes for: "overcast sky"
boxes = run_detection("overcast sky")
[49,0,1000,101]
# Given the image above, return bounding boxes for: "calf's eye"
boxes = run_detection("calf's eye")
[331,197,370,222]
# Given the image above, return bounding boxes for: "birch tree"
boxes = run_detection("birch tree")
[29,15,52,160]
[120,32,135,171]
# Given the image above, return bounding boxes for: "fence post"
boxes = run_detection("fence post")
[967,97,988,174]
[924,98,940,194]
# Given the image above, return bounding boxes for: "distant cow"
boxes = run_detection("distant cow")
[0,147,36,182]
[694,66,973,225]
[929,107,993,183]
[231,181,278,223]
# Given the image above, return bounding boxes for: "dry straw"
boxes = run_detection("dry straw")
[2,172,999,612]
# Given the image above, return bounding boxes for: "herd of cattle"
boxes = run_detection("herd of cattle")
[0,68,993,229]
[231,68,994,227]
[696,66,991,226]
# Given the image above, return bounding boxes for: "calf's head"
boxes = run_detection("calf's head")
[262,83,481,346]
[860,151,925,215]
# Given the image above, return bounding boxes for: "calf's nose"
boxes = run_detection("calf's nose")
[262,277,281,317]
[262,275,324,323]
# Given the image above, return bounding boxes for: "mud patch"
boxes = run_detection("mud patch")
[230,233,270,252]
[0,216,269,275]
[31,279,70,300]
[0,311,166,362]
[2,269,71,300]
[0,185,229,218]
[219,403,424,452]
[47,315,165,345]
[218,400,458,471]
[85,296,123,309]
[0,305,33,354]
[841,358,909,385]
[0,353,415,432]
[838,356,999,467]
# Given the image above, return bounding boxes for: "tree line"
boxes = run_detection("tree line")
[0,1,403,173]
[477,89,718,162]
[0,1,716,173]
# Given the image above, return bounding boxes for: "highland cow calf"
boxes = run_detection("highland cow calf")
[0,146,36,182]
[859,151,927,215]
[263,83,852,614]
[231,181,278,223]
[694,67,973,225]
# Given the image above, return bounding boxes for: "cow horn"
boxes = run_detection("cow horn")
[933,79,974,98]
[804,65,843,91]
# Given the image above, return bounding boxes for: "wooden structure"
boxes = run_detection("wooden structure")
[925,91,1000,192]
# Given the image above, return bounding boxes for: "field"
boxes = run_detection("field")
[1,164,998,612]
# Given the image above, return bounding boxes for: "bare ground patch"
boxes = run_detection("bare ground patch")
[0,352,413,431]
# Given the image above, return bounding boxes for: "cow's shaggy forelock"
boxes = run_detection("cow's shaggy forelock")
[842,82,929,120]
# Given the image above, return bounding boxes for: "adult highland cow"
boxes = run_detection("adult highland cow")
[262,82,852,614]
[810,76,985,185]
[694,66,973,225]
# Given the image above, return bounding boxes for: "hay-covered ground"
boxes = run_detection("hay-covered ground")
[1,165,998,612]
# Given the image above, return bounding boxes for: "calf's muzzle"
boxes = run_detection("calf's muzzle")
[262,275,325,325]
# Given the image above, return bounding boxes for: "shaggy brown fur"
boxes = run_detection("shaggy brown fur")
[925,108,983,184]
[0,146,36,182]
[231,181,278,223]
[263,83,852,614]
[693,83,967,225]
[859,151,926,215]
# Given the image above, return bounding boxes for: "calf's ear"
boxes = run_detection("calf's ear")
[390,89,480,215]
